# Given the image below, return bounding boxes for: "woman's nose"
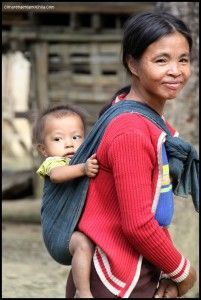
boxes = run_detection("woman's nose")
[167,62,182,76]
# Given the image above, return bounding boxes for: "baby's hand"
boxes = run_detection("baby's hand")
[154,278,179,298]
[85,153,99,178]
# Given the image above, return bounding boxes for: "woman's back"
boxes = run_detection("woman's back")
[78,112,180,297]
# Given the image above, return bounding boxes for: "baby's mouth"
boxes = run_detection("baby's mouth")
[65,152,74,159]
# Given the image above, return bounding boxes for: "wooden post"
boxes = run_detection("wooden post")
[31,42,49,199]
[92,14,101,32]
[34,42,49,110]
[90,43,102,100]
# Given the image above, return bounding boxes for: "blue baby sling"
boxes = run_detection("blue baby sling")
[41,100,199,265]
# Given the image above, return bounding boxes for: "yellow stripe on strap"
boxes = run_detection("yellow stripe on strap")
[161,185,172,193]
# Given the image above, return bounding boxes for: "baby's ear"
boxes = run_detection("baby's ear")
[37,144,47,157]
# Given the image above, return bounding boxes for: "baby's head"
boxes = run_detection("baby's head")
[32,105,86,159]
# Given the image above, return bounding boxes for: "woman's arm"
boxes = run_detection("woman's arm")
[108,130,196,294]
[154,267,197,298]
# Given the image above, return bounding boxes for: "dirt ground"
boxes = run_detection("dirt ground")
[2,197,199,299]
[2,222,70,298]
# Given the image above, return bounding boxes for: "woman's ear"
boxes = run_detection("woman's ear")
[37,144,47,157]
[127,55,139,76]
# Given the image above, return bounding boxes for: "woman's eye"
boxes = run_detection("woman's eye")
[155,58,167,63]
[180,58,189,63]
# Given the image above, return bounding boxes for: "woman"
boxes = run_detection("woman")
[66,12,197,298]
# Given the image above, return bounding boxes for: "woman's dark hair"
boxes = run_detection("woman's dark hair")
[99,85,131,116]
[99,11,192,117]
[32,104,86,145]
[122,11,192,73]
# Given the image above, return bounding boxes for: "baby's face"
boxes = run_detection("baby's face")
[39,114,85,159]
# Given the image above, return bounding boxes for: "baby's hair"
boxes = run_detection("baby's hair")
[32,104,86,145]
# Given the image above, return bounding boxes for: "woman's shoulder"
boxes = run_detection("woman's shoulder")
[98,112,163,152]
[107,112,163,136]
[162,117,177,136]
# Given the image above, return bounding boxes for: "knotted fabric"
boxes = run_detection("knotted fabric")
[41,100,199,265]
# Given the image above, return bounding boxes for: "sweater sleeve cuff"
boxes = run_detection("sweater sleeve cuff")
[159,272,169,280]
[165,256,190,283]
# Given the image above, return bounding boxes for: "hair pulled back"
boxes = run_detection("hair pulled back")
[122,11,192,73]
[99,11,192,117]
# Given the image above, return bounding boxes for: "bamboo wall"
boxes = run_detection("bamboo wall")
[2,3,155,197]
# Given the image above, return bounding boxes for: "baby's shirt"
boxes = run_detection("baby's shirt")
[37,156,70,177]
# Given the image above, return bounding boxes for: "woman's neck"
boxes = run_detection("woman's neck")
[124,83,166,116]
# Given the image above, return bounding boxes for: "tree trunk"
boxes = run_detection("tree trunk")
[155,2,199,145]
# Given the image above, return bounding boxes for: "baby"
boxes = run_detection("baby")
[33,105,98,298]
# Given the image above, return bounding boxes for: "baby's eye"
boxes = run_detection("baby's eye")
[72,135,82,140]
[54,137,62,141]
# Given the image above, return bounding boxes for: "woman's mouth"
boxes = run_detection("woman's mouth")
[162,81,182,90]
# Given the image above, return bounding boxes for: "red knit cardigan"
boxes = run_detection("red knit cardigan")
[78,113,190,298]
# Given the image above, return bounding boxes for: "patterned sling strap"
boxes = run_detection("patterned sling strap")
[41,100,199,265]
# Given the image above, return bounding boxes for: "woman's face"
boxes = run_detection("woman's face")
[132,32,191,102]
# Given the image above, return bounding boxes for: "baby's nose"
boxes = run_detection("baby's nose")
[65,144,74,148]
